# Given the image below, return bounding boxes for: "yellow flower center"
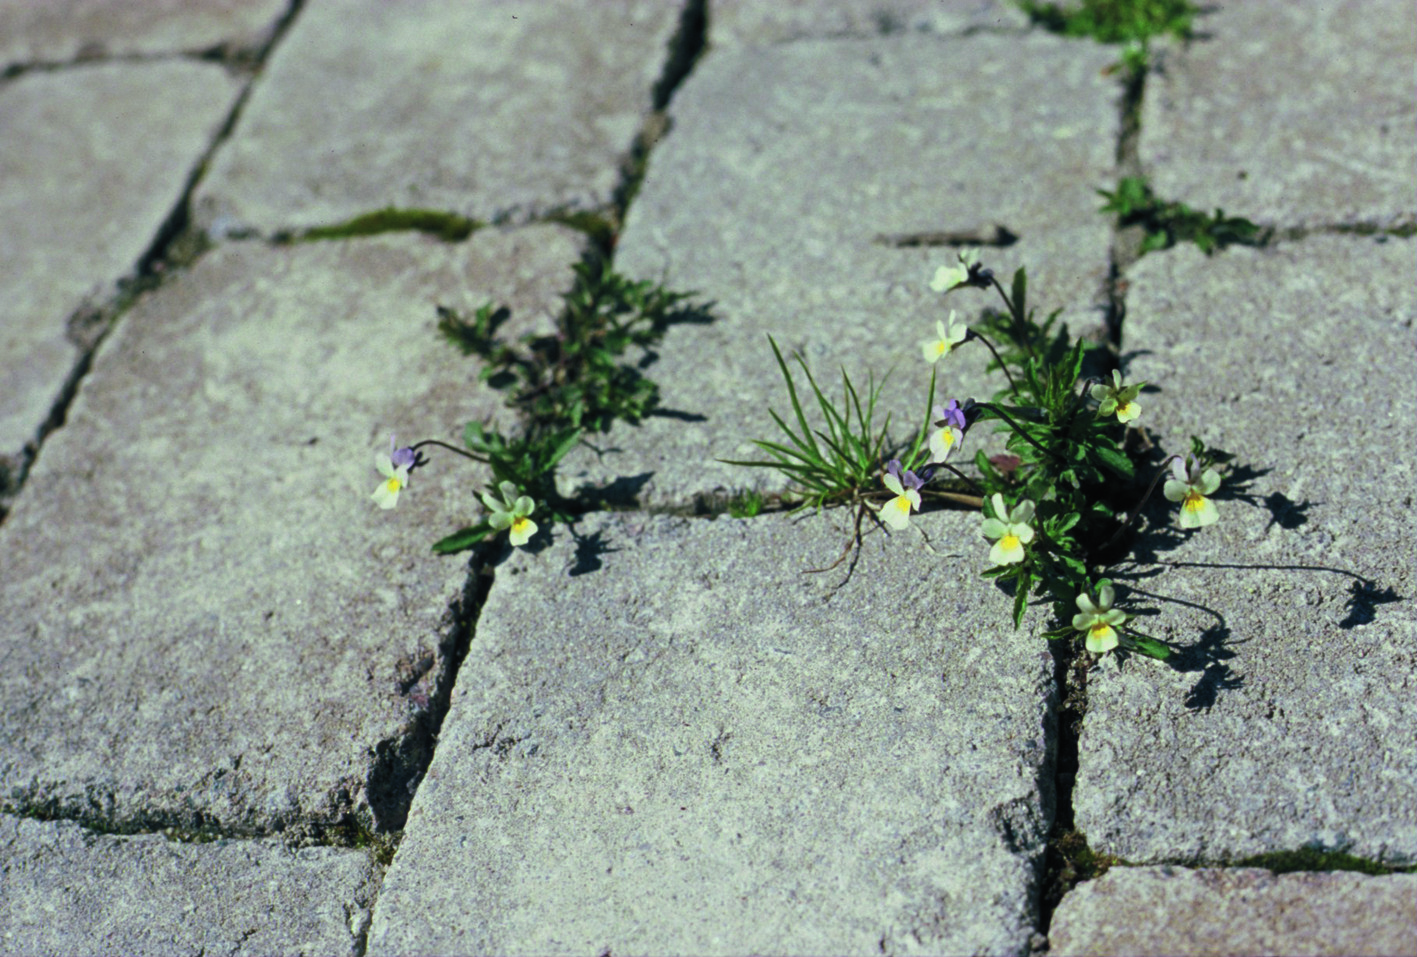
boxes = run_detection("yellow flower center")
[385,478,402,493]
[1183,492,1206,512]
[512,516,530,533]
[890,496,911,515]
[1001,533,1019,551]
[1090,623,1114,641]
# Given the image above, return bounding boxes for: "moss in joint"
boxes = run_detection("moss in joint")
[298,208,482,243]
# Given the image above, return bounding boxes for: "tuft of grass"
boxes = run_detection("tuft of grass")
[1099,176,1260,255]
[718,337,920,513]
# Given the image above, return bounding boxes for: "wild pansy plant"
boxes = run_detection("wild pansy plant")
[734,249,1232,660]
[369,256,701,553]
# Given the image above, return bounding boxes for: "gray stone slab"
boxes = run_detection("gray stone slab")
[0,0,287,69]
[0,813,373,957]
[0,227,585,836]
[1073,236,1417,864]
[1048,865,1417,957]
[194,0,687,237]
[1142,0,1417,230]
[0,61,242,494]
[563,33,1120,508]
[709,0,1026,46]
[368,510,1057,955]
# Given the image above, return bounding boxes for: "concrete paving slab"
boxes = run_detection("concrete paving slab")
[193,0,688,237]
[0,60,242,494]
[368,510,1057,955]
[0,226,584,837]
[563,33,1120,509]
[0,813,373,957]
[0,0,287,70]
[1073,236,1417,864]
[1048,865,1417,957]
[1142,0,1417,230]
[708,0,1025,46]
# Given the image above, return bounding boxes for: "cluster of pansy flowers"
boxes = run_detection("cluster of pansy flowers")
[867,248,1223,653]
[370,435,539,547]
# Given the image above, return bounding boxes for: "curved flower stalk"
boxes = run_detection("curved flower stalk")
[1164,453,1221,528]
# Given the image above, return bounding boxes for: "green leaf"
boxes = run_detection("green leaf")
[1089,443,1135,479]
[432,523,492,553]
[1126,634,1173,660]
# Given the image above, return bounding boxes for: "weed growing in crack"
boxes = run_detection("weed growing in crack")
[369,254,707,552]
[1017,0,1198,70]
[1098,176,1260,255]
[731,250,1236,660]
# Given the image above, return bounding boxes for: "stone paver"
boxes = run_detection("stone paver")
[193,0,688,237]
[0,227,583,837]
[564,31,1119,509]
[1048,866,1417,957]
[0,61,242,493]
[708,0,1025,45]
[1142,0,1417,230]
[0,813,372,957]
[1073,236,1417,864]
[368,510,1056,955]
[0,0,287,69]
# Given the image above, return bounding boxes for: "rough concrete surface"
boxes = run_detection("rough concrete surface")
[1142,0,1417,230]
[0,813,373,957]
[1048,865,1417,957]
[1,0,1413,954]
[0,228,583,836]
[369,510,1056,956]
[0,60,242,488]
[708,0,1026,45]
[563,32,1119,508]
[1072,237,1417,864]
[0,0,288,69]
[194,0,688,236]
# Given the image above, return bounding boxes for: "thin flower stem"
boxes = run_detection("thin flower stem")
[409,438,487,463]
[1100,453,1184,550]
[990,276,1036,361]
[930,460,986,495]
[966,331,1022,395]
[974,402,1063,465]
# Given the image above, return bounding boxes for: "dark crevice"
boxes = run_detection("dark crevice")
[1033,52,1151,950]
[606,0,708,250]
[362,547,497,833]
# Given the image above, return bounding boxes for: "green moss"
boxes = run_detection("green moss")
[545,209,619,251]
[1234,847,1417,876]
[726,490,765,519]
[298,208,481,243]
